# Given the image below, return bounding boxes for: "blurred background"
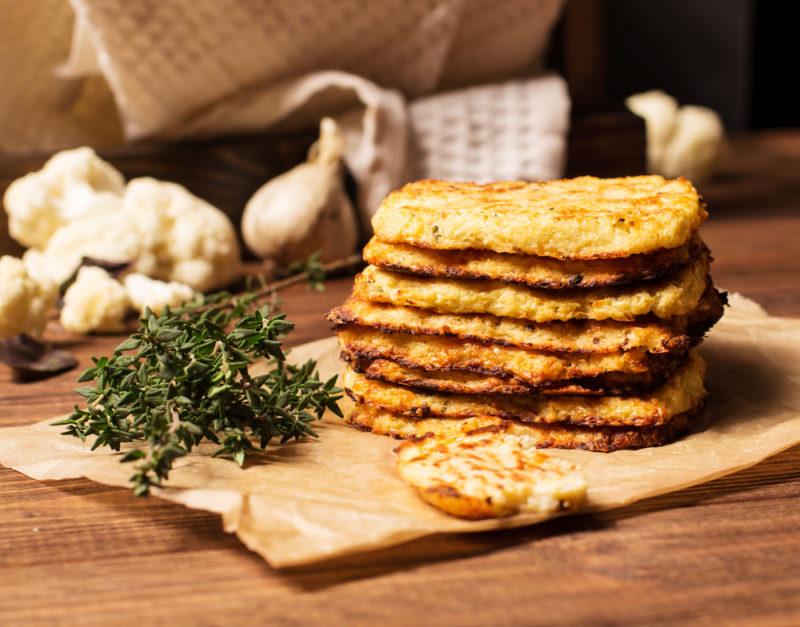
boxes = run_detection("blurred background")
[0,0,797,293]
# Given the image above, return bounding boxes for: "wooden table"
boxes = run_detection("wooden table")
[2,132,799,626]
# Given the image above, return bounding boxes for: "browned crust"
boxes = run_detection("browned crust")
[334,324,688,391]
[327,284,725,355]
[346,402,703,452]
[341,352,706,428]
[349,356,533,394]
[346,354,686,396]
[363,235,705,289]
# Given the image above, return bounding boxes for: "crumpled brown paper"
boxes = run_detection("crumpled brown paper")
[1,293,799,568]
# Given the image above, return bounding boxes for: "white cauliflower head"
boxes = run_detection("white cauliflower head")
[21,177,241,292]
[625,90,678,172]
[123,273,195,315]
[23,210,146,285]
[626,91,724,182]
[122,178,241,291]
[60,266,130,334]
[3,147,125,249]
[659,105,725,181]
[0,255,57,339]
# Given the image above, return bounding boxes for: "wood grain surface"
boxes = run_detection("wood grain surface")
[1,132,799,626]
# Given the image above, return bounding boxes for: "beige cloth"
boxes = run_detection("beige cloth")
[0,0,567,221]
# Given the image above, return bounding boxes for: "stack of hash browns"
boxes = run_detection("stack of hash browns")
[327,176,724,517]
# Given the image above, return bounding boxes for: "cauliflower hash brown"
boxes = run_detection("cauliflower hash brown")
[327,286,725,355]
[363,234,704,289]
[354,255,709,323]
[345,356,685,396]
[342,352,706,429]
[336,326,688,393]
[371,177,705,259]
[395,430,587,519]
[349,403,702,452]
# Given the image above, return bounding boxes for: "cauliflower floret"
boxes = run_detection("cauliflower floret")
[0,255,57,339]
[23,210,146,285]
[124,273,195,315]
[24,178,241,291]
[659,105,725,181]
[3,147,125,249]
[122,178,241,291]
[626,91,724,182]
[625,90,678,173]
[60,266,130,333]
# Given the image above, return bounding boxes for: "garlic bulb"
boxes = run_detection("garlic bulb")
[241,117,358,265]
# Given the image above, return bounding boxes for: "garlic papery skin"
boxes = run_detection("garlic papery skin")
[241,117,358,265]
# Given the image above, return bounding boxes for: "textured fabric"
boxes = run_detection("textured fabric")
[1,0,568,224]
[0,0,121,154]
[410,76,569,182]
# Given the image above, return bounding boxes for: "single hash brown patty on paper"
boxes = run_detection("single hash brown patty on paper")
[394,430,587,519]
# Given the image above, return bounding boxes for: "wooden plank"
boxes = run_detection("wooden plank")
[1,132,799,625]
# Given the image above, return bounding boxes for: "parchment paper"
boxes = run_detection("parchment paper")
[1,293,799,568]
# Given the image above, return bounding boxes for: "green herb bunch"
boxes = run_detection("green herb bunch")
[54,292,343,496]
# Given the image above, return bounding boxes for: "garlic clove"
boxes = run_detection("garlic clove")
[241,117,358,265]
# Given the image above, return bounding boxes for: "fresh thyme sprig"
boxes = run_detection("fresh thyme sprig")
[52,253,360,496]
[288,251,327,291]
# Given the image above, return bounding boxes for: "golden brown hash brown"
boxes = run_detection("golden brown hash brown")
[395,430,587,519]
[351,358,533,394]
[327,286,725,355]
[371,177,705,259]
[347,402,701,452]
[354,255,710,323]
[336,326,687,392]
[346,356,685,396]
[363,235,704,289]
[342,351,706,428]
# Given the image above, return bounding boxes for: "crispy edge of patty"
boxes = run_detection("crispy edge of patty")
[341,352,706,428]
[327,285,725,355]
[346,401,701,452]
[372,177,705,259]
[335,325,678,385]
[363,234,704,289]
[353,254,710,322]
[346,355,684,396]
